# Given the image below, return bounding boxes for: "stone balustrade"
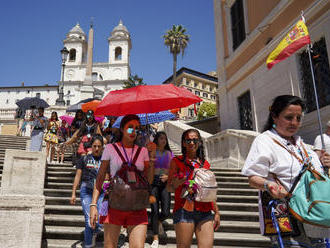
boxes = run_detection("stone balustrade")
[164,120,259,169]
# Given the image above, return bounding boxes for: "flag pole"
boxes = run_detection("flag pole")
[302,10,325,151]
[307,44,325,150]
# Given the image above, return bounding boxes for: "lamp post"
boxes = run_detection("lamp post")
[56,47,69,106]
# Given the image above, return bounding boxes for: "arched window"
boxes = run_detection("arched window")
[69,49,76,61]
[115,47,122,60]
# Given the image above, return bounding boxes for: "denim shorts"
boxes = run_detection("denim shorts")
[173,208,214,225]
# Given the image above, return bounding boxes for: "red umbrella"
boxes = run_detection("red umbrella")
[95,84,202,116]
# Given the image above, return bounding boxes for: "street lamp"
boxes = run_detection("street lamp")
[56,47,69,106]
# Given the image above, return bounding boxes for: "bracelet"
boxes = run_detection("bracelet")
[89,203,97,208]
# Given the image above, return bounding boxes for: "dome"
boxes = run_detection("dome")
[68,23,85,35]
[112,20,129,33]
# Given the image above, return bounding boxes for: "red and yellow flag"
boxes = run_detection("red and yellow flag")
[266,19,310,69]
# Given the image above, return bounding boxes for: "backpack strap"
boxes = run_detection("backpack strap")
[112,143,126,163]
[132,146,142,165]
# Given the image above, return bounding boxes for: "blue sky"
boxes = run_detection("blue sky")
[0,0,216,87]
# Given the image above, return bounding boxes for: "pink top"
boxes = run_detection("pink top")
[101,143,149,177]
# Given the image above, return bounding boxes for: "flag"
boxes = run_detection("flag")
[266,19,310,69]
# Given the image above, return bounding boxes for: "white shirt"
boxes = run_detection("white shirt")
[242,130,323,191]
[314,133,330,154]
[242,129,329,236]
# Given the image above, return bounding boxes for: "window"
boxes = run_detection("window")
[203,93,208,98]
[202,84,205,90]
[67,90,71,95]
[115,47,122,60]
[238,91,253,130]
[231,0,246,50]
[92,72,98,81]
[189,109,194,117]
[69,49,76,61]
[6,99,9,104]
[211,95,216,100]
[27,90,30,93]
[186,80,190,85]
[300,37,330,113]
[99,74,103,80]
[36,93,41,98]
[195,90,200,96]
[66,100,70,106]
[194,82,198,88]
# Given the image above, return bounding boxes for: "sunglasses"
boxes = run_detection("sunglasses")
[184,138,200,144]
[126,127,141,134]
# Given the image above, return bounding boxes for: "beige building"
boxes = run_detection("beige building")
[213,0,330,143]
[162,67,218,120]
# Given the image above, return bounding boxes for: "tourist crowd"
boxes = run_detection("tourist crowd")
[17,94,330,248]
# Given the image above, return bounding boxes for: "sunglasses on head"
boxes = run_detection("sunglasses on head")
[184,138,200,144]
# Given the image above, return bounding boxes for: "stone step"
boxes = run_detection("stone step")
[44,196,258,212]
[44,214,260,233]
[44,239,264,248]
[45,176,250,188]
[44,205,259,222]
[44,189,258,203]
[44,226,269,247]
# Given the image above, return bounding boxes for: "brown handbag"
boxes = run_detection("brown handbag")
[109,144,150,211]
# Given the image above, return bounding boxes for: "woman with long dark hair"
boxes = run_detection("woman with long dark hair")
[70,134,105,248]
[90,114,154,248]
[242,95,330,247]
[167,129,220,248]
[150,131,173,248]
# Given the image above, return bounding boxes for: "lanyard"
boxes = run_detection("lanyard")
[121,142,135,166]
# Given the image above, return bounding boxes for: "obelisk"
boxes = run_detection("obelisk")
[80,22,95,99]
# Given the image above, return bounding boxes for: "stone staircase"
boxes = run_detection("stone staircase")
[0,135,30,186]
[42,142,270,247]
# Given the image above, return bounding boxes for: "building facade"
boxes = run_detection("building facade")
[61,20,130,105]
[162,67,218,120]
[0,20,131,122]
[214,0,330,143]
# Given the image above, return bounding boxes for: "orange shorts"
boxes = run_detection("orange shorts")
[100,208,148,226]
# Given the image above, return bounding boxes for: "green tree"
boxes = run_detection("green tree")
[122,74,146,89]
[163,25,190,85]
[197,102,216,120]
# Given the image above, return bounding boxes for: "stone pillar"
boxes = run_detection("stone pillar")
[0,149,46,248]
[81,23,95,99]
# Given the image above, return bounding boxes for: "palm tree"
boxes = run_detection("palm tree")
[122,74,146,89]
[163,25,190,85]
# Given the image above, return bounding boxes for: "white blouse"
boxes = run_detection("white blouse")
[242,129,330,237]
[242,129,324,191]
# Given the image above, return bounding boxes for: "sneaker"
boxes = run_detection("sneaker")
[150,240,159,248]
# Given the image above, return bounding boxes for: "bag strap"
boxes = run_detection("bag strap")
[132,146,142,165]
[271,138,305,165]
[112,143,142,166]
[112,143,126,163]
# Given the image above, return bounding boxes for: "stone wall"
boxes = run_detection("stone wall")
[164,120,259,168]
[0,149,46,248]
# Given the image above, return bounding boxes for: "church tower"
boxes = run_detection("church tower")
[63,23,87,66]
[108,20,131,80]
